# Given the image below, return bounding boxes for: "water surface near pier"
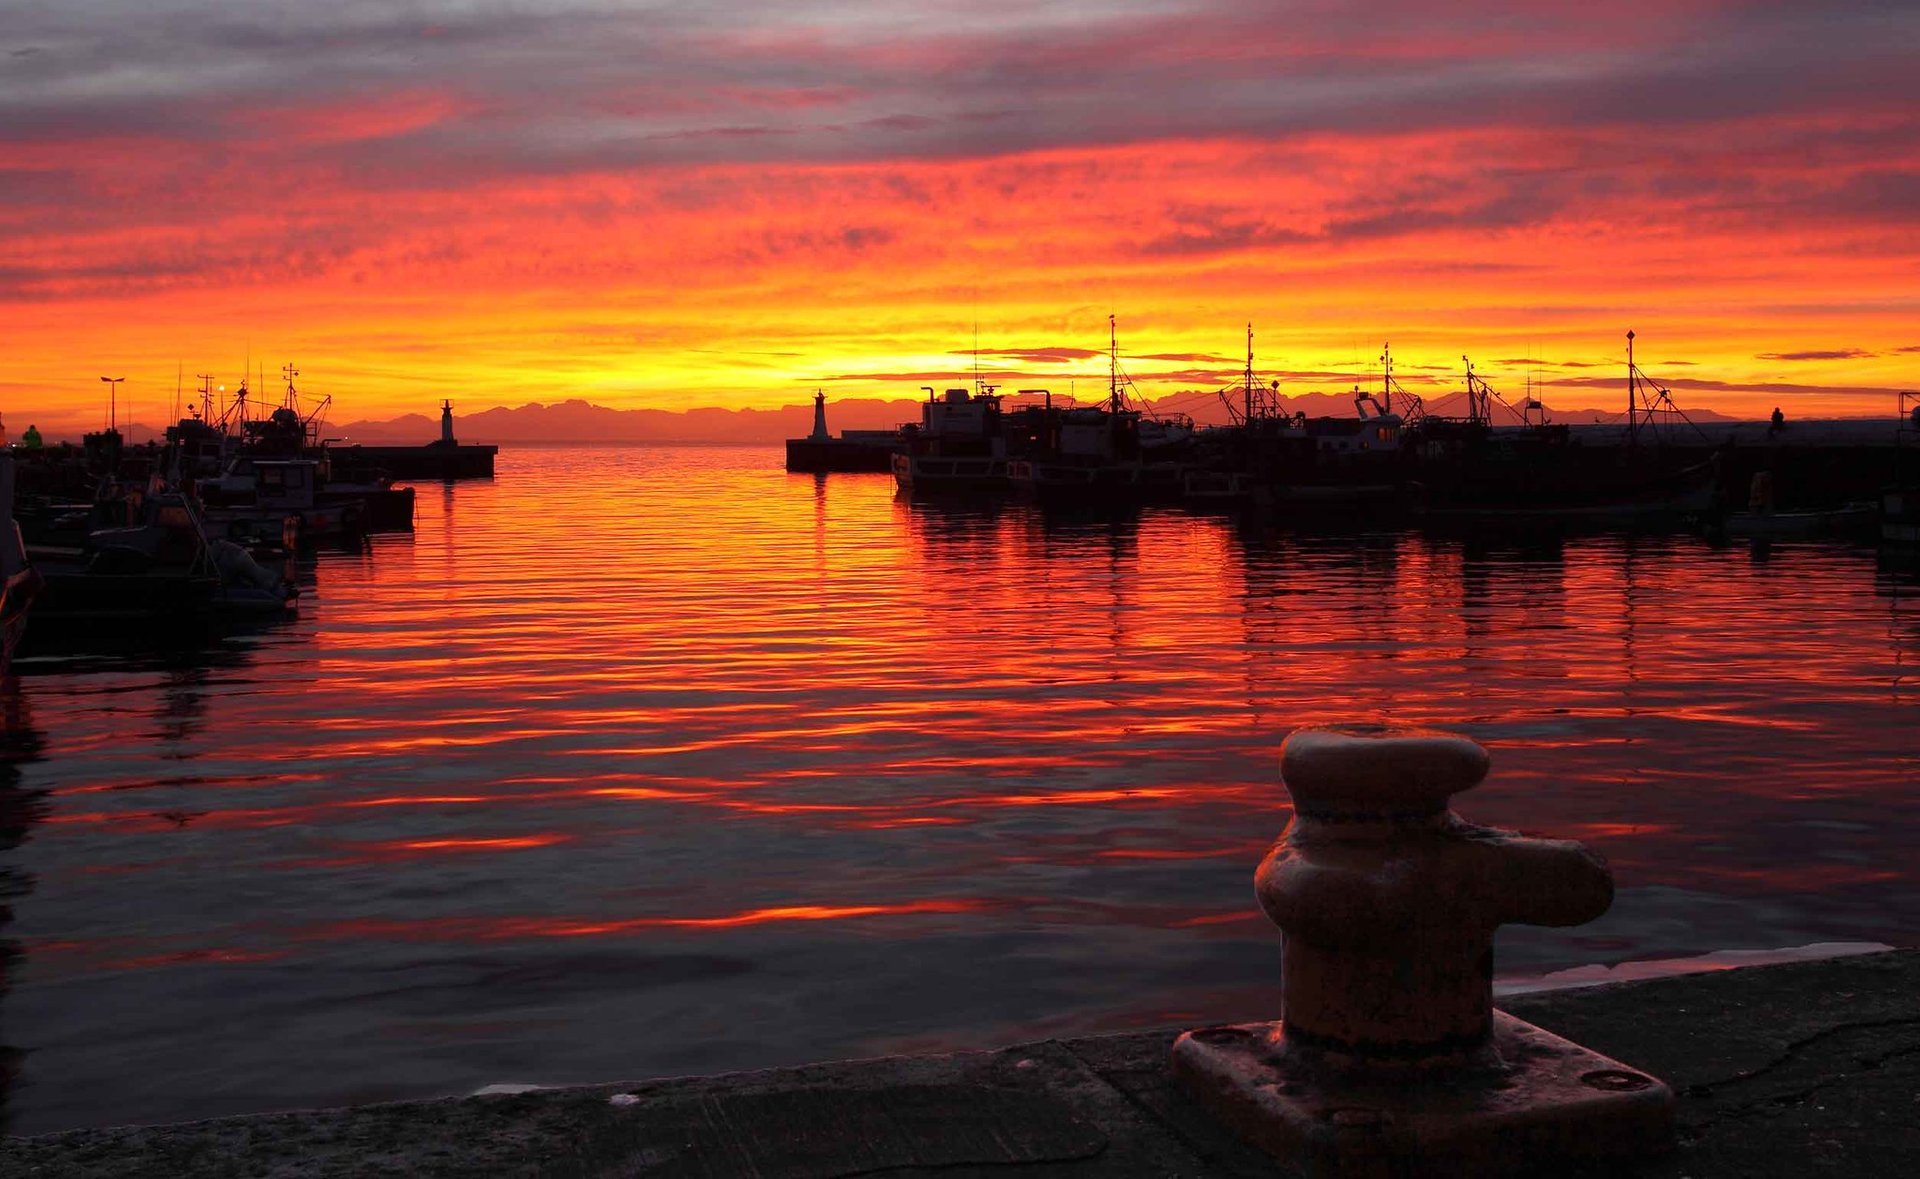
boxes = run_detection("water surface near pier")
[4,445,1917,1133]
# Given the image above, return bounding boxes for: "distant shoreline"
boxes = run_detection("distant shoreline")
[18,415,1909,450]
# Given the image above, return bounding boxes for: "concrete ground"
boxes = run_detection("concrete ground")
[3,950,1915,1177]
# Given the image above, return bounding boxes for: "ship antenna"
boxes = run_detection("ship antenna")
[973,317,981,394]
[1245,322,1254,426]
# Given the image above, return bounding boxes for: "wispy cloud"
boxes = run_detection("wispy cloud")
[1757,349,1877,361]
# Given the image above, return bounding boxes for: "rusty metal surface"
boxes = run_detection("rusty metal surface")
[1174,726,1675,1173]
[1172,1011,1673,1177]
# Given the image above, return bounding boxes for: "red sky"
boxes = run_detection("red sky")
[3,1,1918,437]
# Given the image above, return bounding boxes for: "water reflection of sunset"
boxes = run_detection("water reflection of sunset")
[5,447,1917,1133]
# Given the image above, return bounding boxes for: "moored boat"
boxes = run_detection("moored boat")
[25,491,297,628]
[1406,342,1718,527]
[892,385,1013,493]
[1007,316,1176,503]
[1725,502,1877,540]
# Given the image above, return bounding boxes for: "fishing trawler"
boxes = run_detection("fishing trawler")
[1407,337,1720,525]
[166,368,413,537]
[1008,316,1190,501]
[892,384,1014,493]
[25,489,296,626]
[1181,330,1403,510]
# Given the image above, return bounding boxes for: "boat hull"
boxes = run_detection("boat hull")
[892,452,1007,493]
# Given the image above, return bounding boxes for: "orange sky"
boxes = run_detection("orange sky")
[4,2,1917,437]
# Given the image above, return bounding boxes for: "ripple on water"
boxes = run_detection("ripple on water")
[3,445,1917,1133]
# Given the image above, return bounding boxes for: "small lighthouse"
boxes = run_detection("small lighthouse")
[440,399,457,446]
[809,389,830,442]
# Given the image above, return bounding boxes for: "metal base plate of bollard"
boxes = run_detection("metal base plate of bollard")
[1174,727,1677,1176]
[1173,1011,1673,1176]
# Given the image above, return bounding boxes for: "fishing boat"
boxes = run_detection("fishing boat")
[1725,502,1877,540]
[1007,404,1146,499]
[1008,316,1186,502]
[1176,330,1405,512]
[25,491,296,627]
[1254,405,1405,508]
[1408,338,1720,526]
[164,369,412,538]
[198,455,368,544]
[892,385,1014,493]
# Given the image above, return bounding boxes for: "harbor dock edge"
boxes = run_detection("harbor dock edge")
[3,948,1914,1177]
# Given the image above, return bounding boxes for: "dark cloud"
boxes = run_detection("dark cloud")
[5,2,1915,185]
[1545,375,1910,399]
[1138,218,1312,256]
[1757,349,1877,361]
[2,1,1918,301]
[1323,186,1571,240]
[976,347,1105,363]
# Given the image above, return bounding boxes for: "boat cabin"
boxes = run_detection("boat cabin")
[202,456,322,511]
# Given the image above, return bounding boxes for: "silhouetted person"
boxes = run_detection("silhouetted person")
[1769,406,1785,435]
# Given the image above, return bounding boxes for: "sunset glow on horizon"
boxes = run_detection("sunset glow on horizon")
[5,1,1918,436]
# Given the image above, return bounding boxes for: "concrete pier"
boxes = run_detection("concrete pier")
[3,949,1914,1177]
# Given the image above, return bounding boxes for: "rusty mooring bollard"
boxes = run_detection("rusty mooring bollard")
[1171,727,1674,1176]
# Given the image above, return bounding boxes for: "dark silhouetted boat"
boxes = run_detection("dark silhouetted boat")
[1406,338,1719,526]
[26,492,296,628]
[1007,316,1190,502]
[893,384,1015,493]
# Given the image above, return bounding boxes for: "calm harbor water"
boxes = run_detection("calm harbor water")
[3,445,1917,1134]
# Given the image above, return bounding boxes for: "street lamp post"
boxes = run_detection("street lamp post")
[99,375,124,434]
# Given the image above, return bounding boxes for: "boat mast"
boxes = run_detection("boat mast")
[1381,342,1393,416]
[1625,330,1638,448]
[1109,314,1121,414]
[1244,323,1254,426]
